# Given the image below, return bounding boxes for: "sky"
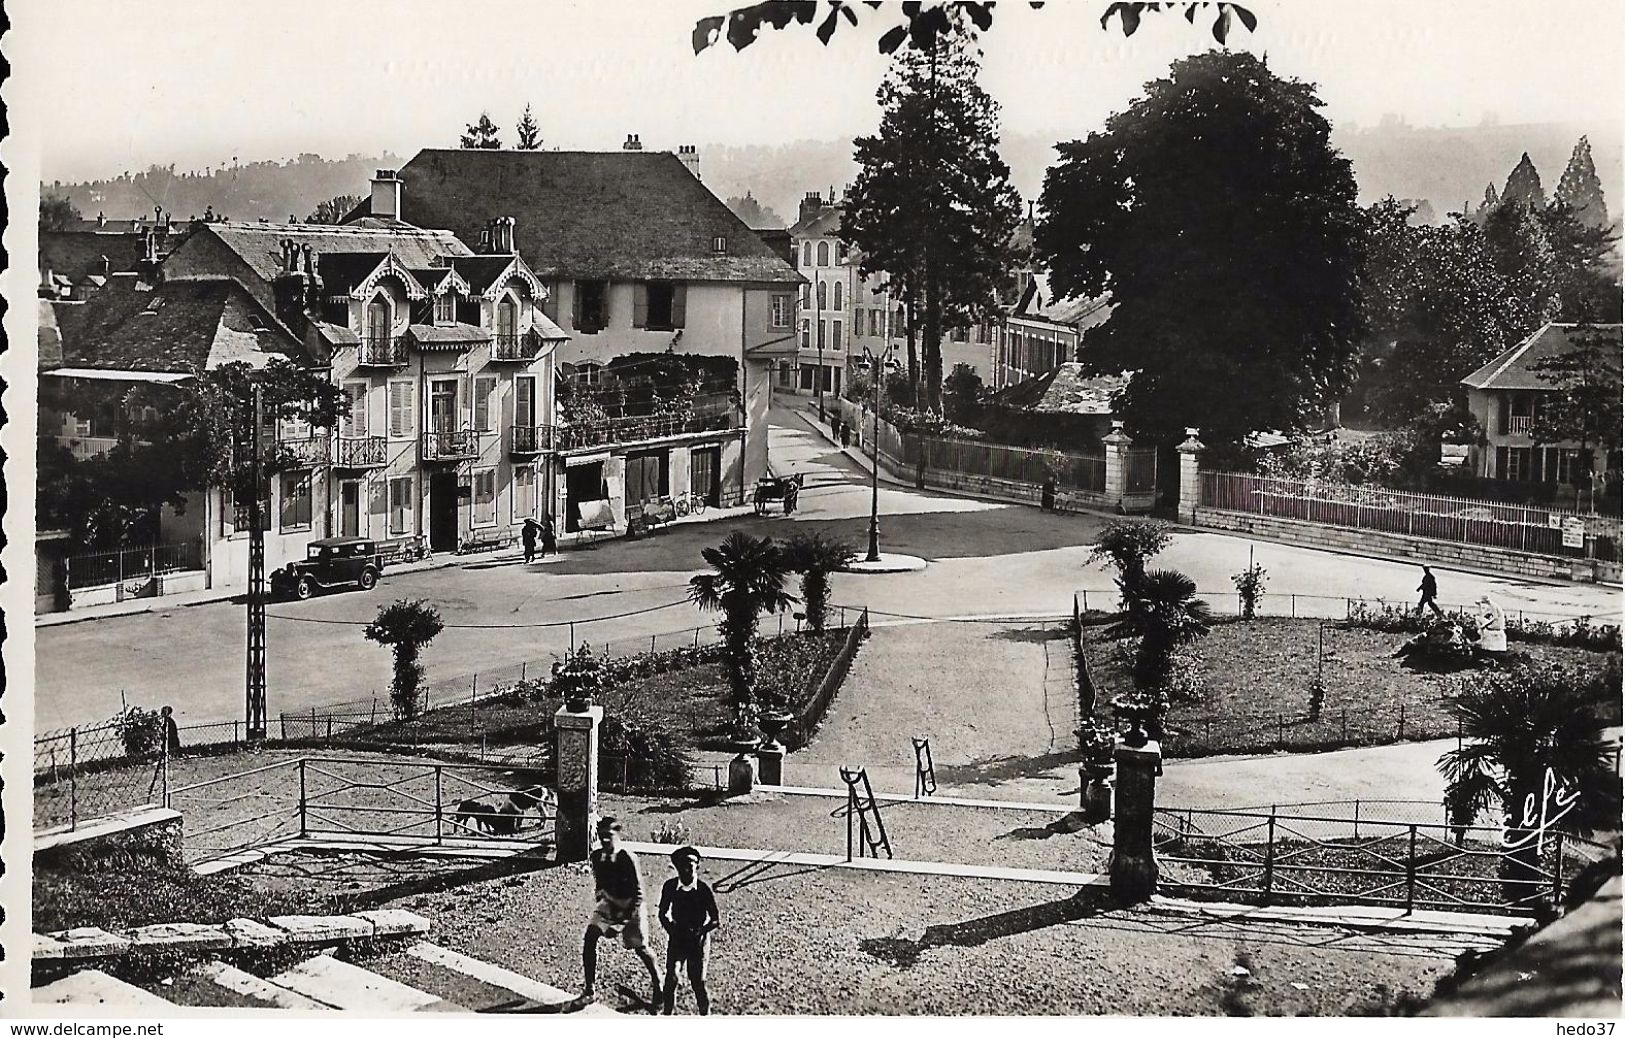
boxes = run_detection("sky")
[14,0,1625,183]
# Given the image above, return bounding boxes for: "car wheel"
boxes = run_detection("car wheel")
[295,576,317,601]
[358,568,378,590]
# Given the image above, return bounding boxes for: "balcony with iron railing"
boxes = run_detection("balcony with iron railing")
[510,424,558,455]
[557,410,737,452]
[334,435,387,468]
[422,428,481,461]
[491,329,543,362]
[358,335,407,367]
[276,432,331,468]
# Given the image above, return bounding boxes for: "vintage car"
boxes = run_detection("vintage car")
[271,537,383,600]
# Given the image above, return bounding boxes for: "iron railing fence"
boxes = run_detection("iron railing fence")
[64,541,203,590]
[359,335,406,367]
[335,435,387,468]
[1153,805,1608,915]
[510,424,558,454]
[558,411,737,452]
[33,720,172,833]
[422,429,481,460]
[1071,588,1619,629]
[1200,470,1623,560]
[904,436,1108,493]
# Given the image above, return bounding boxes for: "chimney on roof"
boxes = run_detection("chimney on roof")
[623,134,643,151]
[96,211,107,229]
[485,216,516,254]
[273,241,313,337]
[371,169,403,221]
[678,144,701,180]
[799,191,826,224]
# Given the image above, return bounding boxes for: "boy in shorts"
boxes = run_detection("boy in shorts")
[658,845,720,1015]
[580,817,661,1008]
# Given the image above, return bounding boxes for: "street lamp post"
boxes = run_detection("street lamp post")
[865,302,893,563]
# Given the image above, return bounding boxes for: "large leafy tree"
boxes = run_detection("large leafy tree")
[460,112,502,149]
[41,194,82,231]
[841,24,1022,412]
[688,533,797,728]
[692,2,1257,55]
[1037,51,1365,444]
[1528,327,1623,505]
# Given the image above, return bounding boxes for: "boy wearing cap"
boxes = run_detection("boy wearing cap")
[580,817,662,1008]
[658,846,720,1015]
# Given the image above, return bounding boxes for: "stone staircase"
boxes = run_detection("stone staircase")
[35,940,618,1016]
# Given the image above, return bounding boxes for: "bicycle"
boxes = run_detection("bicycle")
[673,491,710,517]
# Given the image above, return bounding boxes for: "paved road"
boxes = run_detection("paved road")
[33,404,1622,733]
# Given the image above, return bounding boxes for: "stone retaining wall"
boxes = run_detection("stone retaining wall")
[1194,506,1622,584]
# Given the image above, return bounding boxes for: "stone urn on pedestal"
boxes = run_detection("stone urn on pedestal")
[726,705,763,795]
[552,644,606,713]
[1110,693,1162,750]
[756,710,794,786]
[1076,722,1117,823]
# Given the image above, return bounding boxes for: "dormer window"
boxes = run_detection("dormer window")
[434,292,455,325]
[712,235,729,255]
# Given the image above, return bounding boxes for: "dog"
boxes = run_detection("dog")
[452,784,556,837]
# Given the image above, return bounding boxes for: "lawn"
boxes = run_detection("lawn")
[1082,617,1620,758]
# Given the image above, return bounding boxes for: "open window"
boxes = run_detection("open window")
[574,279,609,334]
[634,281,685,331]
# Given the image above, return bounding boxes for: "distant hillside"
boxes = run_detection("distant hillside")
[42,122,1619,233]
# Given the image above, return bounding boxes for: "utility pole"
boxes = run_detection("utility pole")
[816,238,826,423]
[866,308,890,563]
[246,383,268,740]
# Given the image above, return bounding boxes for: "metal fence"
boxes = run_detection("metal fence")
[1072,587,1618,627]
[64,541,204,590]
[903,436,1107,493]
[33,721,172,833]
[1200,470,1623,560]
[1153,804,1612,915]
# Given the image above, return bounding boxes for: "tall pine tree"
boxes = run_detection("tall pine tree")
[1554,136,1608,229]
[841,25,1021,412]
[460,112,502,149]
[1500,152,1545,210]
[515,103,543,150]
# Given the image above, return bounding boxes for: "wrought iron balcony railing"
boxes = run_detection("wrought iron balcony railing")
[491,330,542,362]
[422,429,481,461]
[558,410,736,452]
[334,435,387,468]
[358,335,407,367]
[276,433,331,468]
[510,424,557,454]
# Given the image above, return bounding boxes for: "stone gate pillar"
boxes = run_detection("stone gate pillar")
[553,704,603,862]
[1177,427,1205,524]
[1110,739,1162,902]
[1103,421,1132,512]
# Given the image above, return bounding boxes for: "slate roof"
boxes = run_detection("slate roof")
[369,149,800,284]
[316,252,400,297]
[408,323,489,349]
[989,361,1127,416]
[449,254,523,296]
[39,231,148,283]
[50,277,306,374]
[1012,274,1112,329]
[1461,322,1623,391]
[789,205,842,239]
[200,221,469,289]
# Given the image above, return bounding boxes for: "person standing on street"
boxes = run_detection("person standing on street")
[1416,565,1444,617]
[521,517,540,564]
[580,817,662,1009]
[658,846,720,1015]
[541,513,558,557]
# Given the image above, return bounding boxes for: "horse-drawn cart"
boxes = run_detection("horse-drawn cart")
[753,473,803,515]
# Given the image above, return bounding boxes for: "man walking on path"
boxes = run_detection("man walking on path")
[521,517,540,564]
[1416,565,1444,617]
[580,817,662,1009]
[658,846,720,1015]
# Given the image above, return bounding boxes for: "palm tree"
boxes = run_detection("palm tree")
[781,532,857,632]
[688,533,796,730]
[363,599,446,721]
[1105,568,1214,694]
[1438,663,1616,899]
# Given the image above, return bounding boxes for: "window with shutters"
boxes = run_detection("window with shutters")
[472,468,497,526]
[833,281,842,311]
[279,471,313,530]
[387,380,415,438]
[870,309,880,337]
[800,320,810,349]
[343,382,369,437]
[770,294,792,329]
[388,476,414,534]
[473,375,498,431]
[515,376,536,427]
[832,320,842,352]
[574,279,608,334]
[637,281,682,330]
[514,465,537,520]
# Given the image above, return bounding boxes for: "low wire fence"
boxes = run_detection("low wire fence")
[33,721,172,833]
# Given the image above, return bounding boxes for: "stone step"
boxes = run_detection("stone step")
[35,969,177,1009]
[267,954,466,1012]
[403,941,619,1017]
[187,961,329,1010]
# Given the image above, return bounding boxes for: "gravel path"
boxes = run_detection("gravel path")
[383,857,1462,1015]
[794,621,1078,796]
